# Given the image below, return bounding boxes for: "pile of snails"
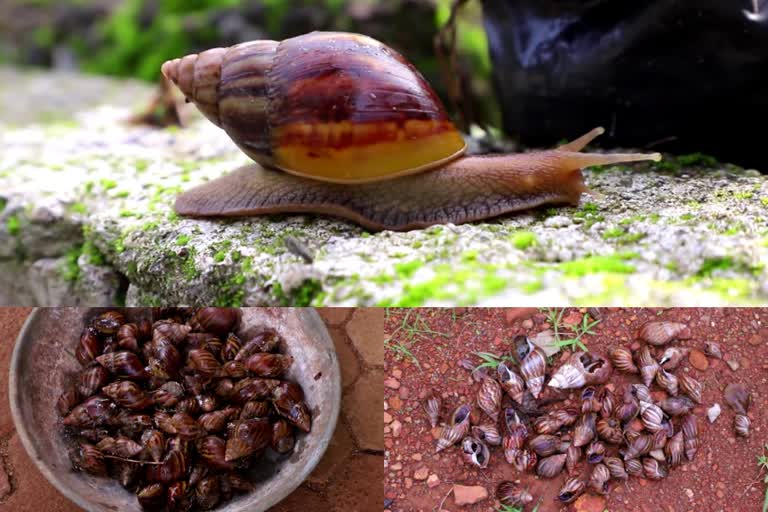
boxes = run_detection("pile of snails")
[56,308,311,511]
[161,31,660,231]
[428,320,752,508]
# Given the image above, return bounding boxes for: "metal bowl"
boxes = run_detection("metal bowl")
[9,307,341,512]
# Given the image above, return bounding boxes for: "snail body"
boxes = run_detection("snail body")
[163,31,660,231]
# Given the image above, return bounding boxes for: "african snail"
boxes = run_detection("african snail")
[162,31,660,231]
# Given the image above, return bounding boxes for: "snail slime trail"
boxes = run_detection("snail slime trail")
[162,31,661,231]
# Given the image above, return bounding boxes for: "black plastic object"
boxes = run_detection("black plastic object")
[480,0,768,169]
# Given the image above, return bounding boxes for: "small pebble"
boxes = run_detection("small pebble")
[427,474,440,488]
[413,467,429,480]
[685,489,694,499]
[391,420,402,438]
[726,359,740,371]
[384,377,401,389]
[688,349,709,371]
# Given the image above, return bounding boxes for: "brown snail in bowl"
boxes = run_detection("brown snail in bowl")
[162,31,660,231]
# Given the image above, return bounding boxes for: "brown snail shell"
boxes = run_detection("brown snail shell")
[536,453,567,478]
[151,381,185,407]
[636,346,659,388]
[476,376,502,423]
[92,311,125,335]
[141,429,165,462]
[76,328,103,366]
[603,456,628,480]
[681,413,698,461]
[623,433,653,460]
[224,418,271,462]
[597,417,624,445]
[678,374,703,404]
[461,437,490,469]
[513,449,537,473]
[639,401,665,433]
[548,352,612,390]
[77,365,111,398]
[609,346,638,373]
[196,475,221,510]
[659,347,688,370]
[471,424,502,446]
[137,483,165,509]
[624,458,643,476]
[704,342,723,359]
[655,369,679,396]
[586,441,606,464]
[573,412,596,447]
[566,443,582,475]
[436,404,470,452]
[146,449,186,483]
[496,481,534,508]
[271,419,296,454]
[659,396,694,416]
[63,395,117,428]
[57,385,82,416]
[642,457,668,480]
[102,381,153,410]
[665,431,684,466]
[71,442,108,477]
[557,477,585,503]
[734,414,750,437]
[529,434,561,457]
[189,307,241,336]
[245,353,293,378]
[95,351,149,380]
[590,463,611,494]
[497,362,525,404]
[724,383,751,415]
[424,393,441,428]
[198,436,235,471]
[520,347,546,399]
[637,321,691,345]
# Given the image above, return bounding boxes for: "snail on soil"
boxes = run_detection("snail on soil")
[162,31,660,231]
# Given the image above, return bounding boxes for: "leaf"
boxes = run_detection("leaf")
[528,329,560,357]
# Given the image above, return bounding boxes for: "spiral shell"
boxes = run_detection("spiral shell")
[537,453,567,478]
[639,401,665,433]
[659,347,687,370]
[224,418,271,461]
[629,383,652,403]
[188,348,222,378]
[655,369,679,396]
[557,477,585,503]
[137,483,165,509]
[520,348,546,398]
[704,342,723,359]
[153,320,191,344]
[461,437,490,469]
[198,435,235,471]
[477,376,502,422]
[71,442,108,476]
[665,431,684,466]
[77,365,111,398]
[141,429,165,462]
[609,346,638,373]
[724,383,750,415]
[102,381,153,410]
[92,311,126,335]
[566,443,581,474]
[637,321,690,345]
[272,419,296,454]
[63,395,117,428]
[471,424,501,446]
[513,449,537,473]
[681,414,698,461]
[496,481,534,508]
[436,405,470,452]
[497,362,525,403]
[623,433,652,460]
[573,412,596,447]
[196,475,222,510]
[549,352,612,390]
[597,417,623,445]
[678,374,703,404]
[76,328,103,366]
[636,346,659,388]
[162,32,467,183]
[96,435,144,458]
[604,456,628,480]
[96,351,149,380]
[659,396,694,416]
[529,434,561,457]
[735,414,750,437]
[586,441,606,464]
[245,353,294,378]
[57,385,81,416]
[590,463,611,494]
[222,333,242,361]
[151,381,184,408]
[548,361,586,390]
[146,449,186,483]
[642,457,668,479]
[424,393,441,428]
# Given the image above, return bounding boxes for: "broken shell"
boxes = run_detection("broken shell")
[639,401,665,433]
[590,463,611,494]
[471,424,502,446]
[704,342,723,359]
[735,414,750,437]
[461,437,490,469]
[655,369,679,396]
[642,457,668,479]
[586,441,606,464]
[424,393,441,428]
[566,443,581,474]
[707,403,721,423]
[658,347,688,371]
[609,346,638,373]
[536,453,567,478]
[665,431,684,467]
[681,414,698,461]
[573,413,596,447]
[724,383,751,415]
[637,321,690,345]
[659,396,694,416]
[636,346,659,388]
[496,481,534,508]
[557,477,585,503]
[520,348,546,398]
[477,376,502,422]
[604,456,628,480]
[678,374,703,404]
[529,434,561,457]
[596,417,624,445]
[549,352,612,390]
[497,362,525,404]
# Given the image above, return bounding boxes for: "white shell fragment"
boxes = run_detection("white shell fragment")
[707,404,721,423]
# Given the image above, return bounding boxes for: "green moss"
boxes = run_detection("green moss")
[618,215,645,226]
[68,202,88,215]
[696,257,752,277]
[676,153,719,167]
[213,251,227,263]
[520,280,544,294]
[707,278,753,298]
[462,250,479,262]
[99,178,118,191]
[82,240,105,266]
[113,235,126,254]
[6,215,20,236]
[733,191,753,200]
[181,248,198,280]
[510,231,537,250]
[272,279,323,307]
[0,198,6,213]
[602,227,625,239]
[115,190,131,198]
[175,234,190,246]
[142,221,159,232]
[119,209,138,218]
[61,246,82,283]
[559,253,637,277]
[394,260,423,279]
[761,197,768,207]
[680,213,695,221]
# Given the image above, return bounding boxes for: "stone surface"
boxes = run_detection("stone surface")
[0,463,10,500]
[317,308,353,326]
[574,494,608,512]
[324,454,383,512]
[308,422,356,487]
[3,67,768,306]
[328,328,361,390]
[346,308,384,365]
[452,484,488,506]
[343,369,384,451]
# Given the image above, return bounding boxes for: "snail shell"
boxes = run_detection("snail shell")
[557,477,585,503]
[536,453,567,478]
[609,346,638,374]
[678,374,703,404]
[665,431,684,466]
[639,401,665,432]
[165,32,661,231]
[435,405,470,452]
[497,362,525,404]
[471,424,502,446]
[520,348,546,398]
[681,413,698,461]
[424,393,441,428]
[637,321,691,345]
[603,457,628,480]
[734,414,750,437]
[642,457,668,480]
[496,481,533,508]
[548,352,612,390]
[461,436,490,469]
[477,376,502,423]
[589,463,611,494]
[636,346,659,388]
[655,369,679,396]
